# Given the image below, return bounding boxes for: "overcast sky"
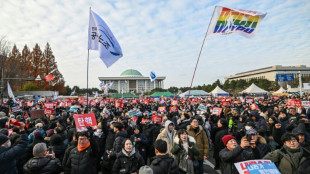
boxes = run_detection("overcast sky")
[1,0,309,89]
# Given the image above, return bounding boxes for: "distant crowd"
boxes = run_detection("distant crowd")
[0,94,310,174]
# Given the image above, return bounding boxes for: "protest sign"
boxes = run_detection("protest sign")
[246,162,280,174]
[198,104,207,111]
[212,107,222,116]
[128,110,138,117]
[234,160,272,174]
[152,115,163,124]
[170,106,178,112]
[30,110,45,119]
[115,101,124,108]
[73,113,98,132]
[158,106,166,112]
[131,117,137,123]
[171,100,178,106]
[44,108,54,115]
[287,99,302,108]
[302,101,310,109]
[221,100,231,106]
[246,98,254,104]
[250,103,259,111]
[11,106,21,113]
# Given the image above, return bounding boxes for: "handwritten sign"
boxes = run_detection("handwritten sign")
[73,113,98,132]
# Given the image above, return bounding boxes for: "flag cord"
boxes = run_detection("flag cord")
[187,7,216,98]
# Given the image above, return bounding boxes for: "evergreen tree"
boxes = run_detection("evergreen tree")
[28,43,43,81]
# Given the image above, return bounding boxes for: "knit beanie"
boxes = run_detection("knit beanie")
[34,131,43,139]
[47,129,54,137]
[222,135,236,146]
[0,133,9,145]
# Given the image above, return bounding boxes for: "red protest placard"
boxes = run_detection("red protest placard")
[212,107,222,116]
[131,117,138,123]
[44,108,54,115]
[246,98,254,104]
[287,99,302,108]
[250,103,259,111]
[221,100,231,106]
[44,103,54,109]
[170,106,178,112]
[143,99,149,105]
[152,115,163,124]
[115,101,124,108]
[171,100,178,106]
[158,106,166,112]
[73,113,98,132]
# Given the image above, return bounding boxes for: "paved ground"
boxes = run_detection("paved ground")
[203,147,221,174]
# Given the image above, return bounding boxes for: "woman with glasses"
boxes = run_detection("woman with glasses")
[264,133,310,174]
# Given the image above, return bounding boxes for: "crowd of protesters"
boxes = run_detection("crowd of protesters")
[0,93,309,174]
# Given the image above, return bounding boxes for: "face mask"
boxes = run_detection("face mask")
[245,126,251,131]
[7,141,11,148]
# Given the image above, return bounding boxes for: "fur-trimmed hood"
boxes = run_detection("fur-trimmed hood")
[173,135,196,144]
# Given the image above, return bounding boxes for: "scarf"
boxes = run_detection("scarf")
[283,145,303,169]
[77,141,90,152]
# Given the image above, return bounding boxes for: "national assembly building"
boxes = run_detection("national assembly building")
[98,69,166,93]
[225,65,310,82]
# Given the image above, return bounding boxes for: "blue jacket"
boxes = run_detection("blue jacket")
[0,131,28,174]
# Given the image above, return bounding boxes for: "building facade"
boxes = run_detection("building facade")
[98,69,166,93]
[225,65,310,82]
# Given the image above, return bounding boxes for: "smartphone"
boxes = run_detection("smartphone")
[48,147,53,156]
[247,134,252,143]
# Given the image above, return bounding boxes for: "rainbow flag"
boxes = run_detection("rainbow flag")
[207,6,267,39]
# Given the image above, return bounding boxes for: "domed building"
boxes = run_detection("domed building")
[98,69,166,93]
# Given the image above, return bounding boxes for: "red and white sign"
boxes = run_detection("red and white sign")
[246,98,254,104]
[221,99,231,106]
[158,106,166,112]
[234,160,272,174]
[170,106,178,112]
[287,99,302,108]
[250,103,259,111]
[212,107,222,116]
[131,117,138,123]
[44,108,54,115]
[73,113,98,132]
[152,115,163,124]
[115,101,124,108]
[171,100,178,106]
[44,74,54,82]
[143,99,149,105]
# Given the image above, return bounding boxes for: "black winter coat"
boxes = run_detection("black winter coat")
[213,127,228,160]
[150,154,179,174]
[105,129,115,151]
[0,131,28,174]
[62,141,77,174]
[112,149,145,174]
[113,130,127,153]
[23,157,62,174]
[219,146,258,174]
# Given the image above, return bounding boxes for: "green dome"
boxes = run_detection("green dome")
[120,69,143,77]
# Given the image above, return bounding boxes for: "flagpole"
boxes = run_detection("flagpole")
[187,7,216,99]
[86,7,91,113]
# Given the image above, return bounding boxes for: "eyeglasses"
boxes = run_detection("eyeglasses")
[286,139,298,144]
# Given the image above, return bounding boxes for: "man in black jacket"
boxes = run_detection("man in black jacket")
[0,122,28,174]
[23,143,62,174]
[150,139,178,174]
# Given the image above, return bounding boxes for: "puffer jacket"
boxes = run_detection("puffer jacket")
[263,146,310,174]
[65,145,96,174]
[0,131,28,174]
[23,157,62,174]
[112,148,145,174]
[213,127,228,161]
[187,125,209,160]
[113,130,127,153]
[241,135,270,158]
[156,120,177,156]
[150,154,179,174]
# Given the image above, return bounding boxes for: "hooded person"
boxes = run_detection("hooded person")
[249,110,267,135]
[156,120,177,156]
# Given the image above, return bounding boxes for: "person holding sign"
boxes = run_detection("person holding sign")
[263,133,310,174]
[219,135,260,174]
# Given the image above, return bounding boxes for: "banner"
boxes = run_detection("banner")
[234,160,272,174]
[206,6,267,39]
[88,9,123,68]
[44,108,54,115]
[198,104,207,111]
[128,110,138,117]
[304,83,310,90]
[170,106,178,112]
[115,101,124,108]
[221,99,231,106]
[73,113,98,132]
[287,99,302,108]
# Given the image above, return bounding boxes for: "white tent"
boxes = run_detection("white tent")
[241,83,269,94]
[210,86,229,97]
[179,90,210,97]
[272,86,288,96]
